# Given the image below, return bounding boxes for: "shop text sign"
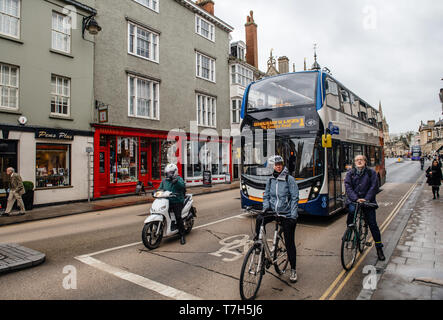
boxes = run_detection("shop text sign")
[35,129,74,141]
[253,117,305,130]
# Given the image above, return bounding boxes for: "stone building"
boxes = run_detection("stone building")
[419,119,443,156]
[91,0,234,197]
[0,0,98,206]
[229,11,264,180]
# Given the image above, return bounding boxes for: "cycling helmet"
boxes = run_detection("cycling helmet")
[269,155,284,165]
[165,163,178,180]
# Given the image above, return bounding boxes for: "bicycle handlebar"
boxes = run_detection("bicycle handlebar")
[350,201,378,208]
[245,207,290,218]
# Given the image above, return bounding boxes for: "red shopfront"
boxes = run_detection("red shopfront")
[93,125,232,199]
[93,125,184,198]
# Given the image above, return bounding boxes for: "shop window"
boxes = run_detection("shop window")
[116,137,138,183]
[0,140,18,190]
[36,144,70,188]
[151,138,160,180]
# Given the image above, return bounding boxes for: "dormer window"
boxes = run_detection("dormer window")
[230,42,246,61]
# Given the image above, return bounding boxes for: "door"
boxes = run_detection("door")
[140,138,151,186]
[97,146,109,196]
[333,141,343,210]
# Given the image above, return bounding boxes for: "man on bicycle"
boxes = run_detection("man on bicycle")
[344,155,385,261]
[256,155,300,283]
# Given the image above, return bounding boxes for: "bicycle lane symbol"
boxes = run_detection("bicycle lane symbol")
[209,235,253,262]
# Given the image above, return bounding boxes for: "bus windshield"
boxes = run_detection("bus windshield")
[247,73,317,112]
[242,134,323,181]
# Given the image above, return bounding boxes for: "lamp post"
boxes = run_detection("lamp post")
[82,14,102,39]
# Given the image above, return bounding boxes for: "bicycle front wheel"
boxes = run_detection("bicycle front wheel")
[341,227,358,271]
[358,220,369,253]
[273,231,289,275]
[239,243,264,300]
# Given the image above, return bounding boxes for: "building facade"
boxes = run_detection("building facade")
[419,119,443,156]
[229,11,264,180]
[0,0,97,206]
[92,0,233,198]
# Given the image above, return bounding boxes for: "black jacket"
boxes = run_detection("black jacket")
[426,166,443,186]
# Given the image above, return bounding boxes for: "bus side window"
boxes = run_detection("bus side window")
[359,102,368,122]
[325,78,341,111]
[340,88,352,115]
[350,94,359,118]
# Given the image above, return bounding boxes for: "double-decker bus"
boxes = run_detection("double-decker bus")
[240,71,386,216]
[410,146,422,161]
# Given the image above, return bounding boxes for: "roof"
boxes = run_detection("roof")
[174,0,234,32]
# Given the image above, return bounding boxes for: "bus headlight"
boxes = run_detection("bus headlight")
[241,183,248,196]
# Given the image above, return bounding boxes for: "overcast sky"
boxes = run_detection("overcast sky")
[214,0,443,134]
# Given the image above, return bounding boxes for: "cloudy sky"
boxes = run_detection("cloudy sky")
[214,0,443,134]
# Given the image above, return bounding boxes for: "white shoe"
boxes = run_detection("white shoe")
[290,269,298,283]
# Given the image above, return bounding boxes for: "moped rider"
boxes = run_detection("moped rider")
[158,164,187,245]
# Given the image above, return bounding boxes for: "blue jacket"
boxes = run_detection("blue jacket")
[344,167,378,206]
[263,167,299,219]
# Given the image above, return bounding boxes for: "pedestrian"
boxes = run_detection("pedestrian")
[1,168,26,217]
[426,160,443,199]
[256,155,299,283]
[344,155,386,261]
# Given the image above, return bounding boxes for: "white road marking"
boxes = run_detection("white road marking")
[74,213,248,300]
[75,256,201,300]
[209,234,253,262]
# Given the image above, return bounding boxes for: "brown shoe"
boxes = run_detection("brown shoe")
[1,213,11,217]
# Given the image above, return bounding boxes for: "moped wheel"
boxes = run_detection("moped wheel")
[184,217,194,234]
[341,227,358,271]
[239,243,264,300]
[273,232,289,275]
[142,221,164,250]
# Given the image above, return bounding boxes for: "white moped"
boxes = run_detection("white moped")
[142,190,197,250]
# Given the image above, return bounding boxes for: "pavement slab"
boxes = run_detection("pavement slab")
[0,244,46,274]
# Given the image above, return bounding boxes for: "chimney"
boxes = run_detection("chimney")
[278,56,289,74]
[196,0,214,15]
[245,11,258,68]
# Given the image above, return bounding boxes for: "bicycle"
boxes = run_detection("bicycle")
[239,208,289,300]
[340,201,377,271]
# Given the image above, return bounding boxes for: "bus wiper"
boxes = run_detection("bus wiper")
[248,107,273,113]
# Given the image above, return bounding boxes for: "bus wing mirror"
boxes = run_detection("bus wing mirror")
[322,134,332,148]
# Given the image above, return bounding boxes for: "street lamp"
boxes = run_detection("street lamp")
[82,14,102,39]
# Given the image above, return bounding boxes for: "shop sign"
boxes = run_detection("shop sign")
[35,129,74,141]
[203,170,212,186]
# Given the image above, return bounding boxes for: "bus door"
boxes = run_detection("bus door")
[333,141,344,209]
[327,141,343,212]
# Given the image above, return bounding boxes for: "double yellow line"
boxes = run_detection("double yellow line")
[319,181,419,300]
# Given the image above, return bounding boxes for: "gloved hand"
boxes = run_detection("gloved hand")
[262,207,272,214]
[171,177,178,184]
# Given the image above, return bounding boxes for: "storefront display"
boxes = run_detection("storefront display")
[35,144,70,188]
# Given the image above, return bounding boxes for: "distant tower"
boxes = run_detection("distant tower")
[311,43,321,71]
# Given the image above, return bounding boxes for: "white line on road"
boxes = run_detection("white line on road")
[75,256,201,300]
[74,213,248,300]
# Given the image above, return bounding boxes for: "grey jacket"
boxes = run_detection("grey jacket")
[263,167,300,219]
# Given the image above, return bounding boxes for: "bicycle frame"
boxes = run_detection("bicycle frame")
[255,213,286,271]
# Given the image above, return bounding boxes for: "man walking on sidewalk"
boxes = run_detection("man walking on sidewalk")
[1,168,26,217]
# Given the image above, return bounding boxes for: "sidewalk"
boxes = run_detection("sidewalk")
[372,183,443,300]
[0,181,239,227]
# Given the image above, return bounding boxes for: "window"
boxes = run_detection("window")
[36,144,71,188]
[340,88,352,115]
[196,52,215,82]
[231,64,253,87]
[133,0,158,12]
[196,93,216,127]
[0,0,20,38]
[195,15,214,41]
[0,63,19,110]
[128,74,159,120]
[325,78,340,110]
[359,102,368,122]
[231,99,242,124]
[51,75,70,116]
[52,11,71,53]
[128,22,159,62]
[367,107,377,126]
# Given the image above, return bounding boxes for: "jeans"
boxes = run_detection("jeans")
[170,202,185,236]
[347,203,383,248]
[255,215,298,270]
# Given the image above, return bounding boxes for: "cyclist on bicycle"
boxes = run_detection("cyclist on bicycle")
[344,155,385,261]
[255,155,300,283]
